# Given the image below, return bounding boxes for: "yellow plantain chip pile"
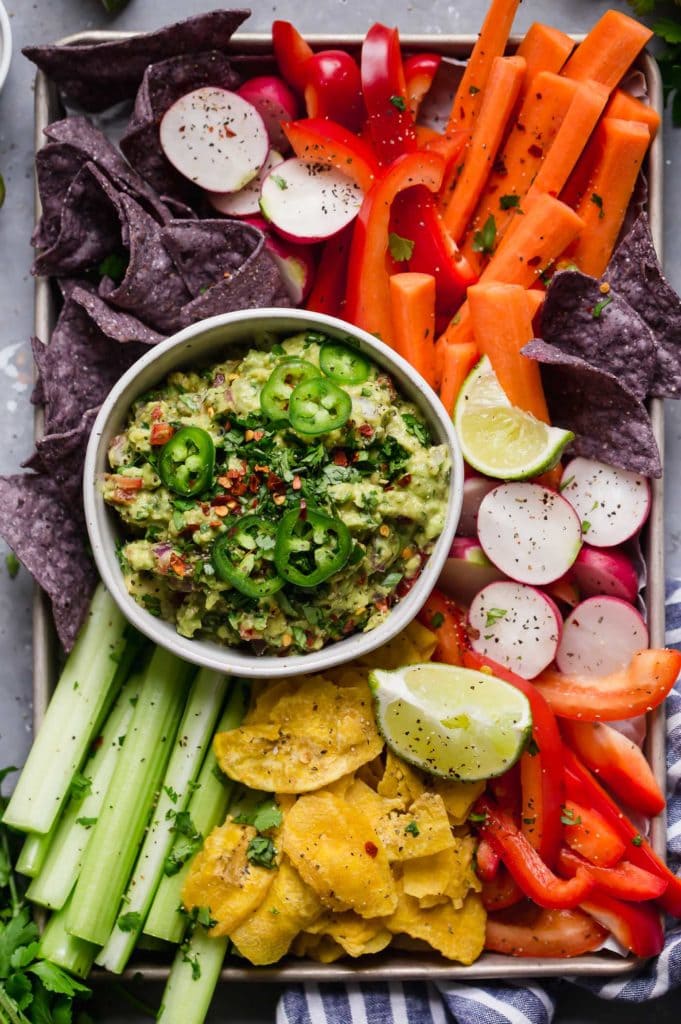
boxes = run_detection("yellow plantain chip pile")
[182,622,486,967]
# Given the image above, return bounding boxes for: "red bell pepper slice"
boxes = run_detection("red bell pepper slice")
[272,21,314,93]
[303,51,364,133]
[345,150,444,346]
[562,800,627,867]
[481,865,524,910]
[558,848,668,902]
[283,118,379,193]
[361,23,417,165]
[580,892,665,958]
[475,797,595,909]
[533,648,681,721]
[463,650,563,867]
[305,224,352,319]
[403,52,441,119]
[489,762,522,822]
[391,186,477,316]
[485,903,609,958]
[417,587,467,665]
[564,747,681,917]
[561,719,665,817]
[475,837,501,882]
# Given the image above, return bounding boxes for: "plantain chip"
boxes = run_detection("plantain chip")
[432,778,486,826]
[215,678,382,793]
[377,750,426,806]
[291,932,345,963]
[281,790,398,919]
[387,886,486,965]
[307,911,392,958]
[229,857,323,966]
[182,821,276,937]
[402,836,480,906]
[372,791,456,862]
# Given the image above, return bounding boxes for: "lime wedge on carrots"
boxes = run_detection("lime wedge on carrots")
[454,356,573,480]
[368,663,532,782]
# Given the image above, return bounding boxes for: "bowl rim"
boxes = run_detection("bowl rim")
[83,307,463,677]
[0,2,11,95]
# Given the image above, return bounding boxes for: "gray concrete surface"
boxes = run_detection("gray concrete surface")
[0,1,680,1020]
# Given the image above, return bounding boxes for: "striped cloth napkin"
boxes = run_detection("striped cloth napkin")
[277,581,681,1023]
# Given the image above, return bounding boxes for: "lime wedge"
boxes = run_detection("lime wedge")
[454,355,573,479]
[369,663,532,781]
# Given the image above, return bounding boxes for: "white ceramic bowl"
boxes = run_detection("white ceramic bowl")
[0,2,11,95]
[83,308,464,677]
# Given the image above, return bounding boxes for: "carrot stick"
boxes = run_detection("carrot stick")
[605,89,661,138]
[564,118,650,276]
[562,10,653,91]
[446,0,521,136]
[439,341,479,415]
[527,79,610,199]
[389,273,437,387]
[468,282,550,422]
[415,126,468,179]
[516,23,575,82]
[436,194,584,356]
[441,56,526,241]
[460,72,578,270]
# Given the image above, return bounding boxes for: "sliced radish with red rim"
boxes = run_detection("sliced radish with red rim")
[559,458,651,548]
[259,158,364,243]
[572,545,639,604]
[207,149,284,217]
[457,475,498,537]
[236,75,299,152]
[468,581,562,680]
[477,482,583,585]
[556,596,648,677]
[160,87,269,193]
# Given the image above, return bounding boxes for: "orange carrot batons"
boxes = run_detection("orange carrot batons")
[446,0,521,135]
[442,56,526,241]
[468,282,550,422]
[605,89,661,138]
[562,10,653,90]
[564,117,650,276]
[516,23,575,82]
[389,273,437,387]
[439,341,480,416]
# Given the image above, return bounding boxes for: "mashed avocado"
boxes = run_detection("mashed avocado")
[103,331,451,656]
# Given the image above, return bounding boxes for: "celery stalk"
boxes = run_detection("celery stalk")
[4,585,129,834]
[39,897,97,978]
[156,927,227,1024]
[66,647,193,946]
[144,682,247,944]
[15,831,52,878]
[26,674,142,911]
[95,668,229,973]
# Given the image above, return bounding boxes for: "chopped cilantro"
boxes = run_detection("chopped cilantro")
[590,192,605,219]
[468,811,488,824]
[472,214,497,255]
[388,232,415,262]
[271,174,288,190]
[581,520,591,535]
[469,85,480,95]
[117,911,143,933]
[632,834,643,847]
[234,798,283,833]
[484,608,507,627]
[430,611,445,629]
[404,820,420,837]
[69,772,92,801]
[592,294,613,318]
[98,250,129,284]
[4,553,19,579]
[526,738,540,756]
[141,594,162,617]
[560,806,582,826]
[164,785,180,804]
[389,95,407,111]
[246,835,278,869]
[499,194,521,210]
[381,571,403,590]
[402,413,431,447]
[76,816,98,829]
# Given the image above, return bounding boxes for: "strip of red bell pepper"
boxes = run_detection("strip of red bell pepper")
[475,837,501,882]
[476,797,595,909]
[485,905,608,958]
[416,587,467,665]
[489,762,522,824]
[404,53,441,119]
[562,800,627,867]
[272,21,314,93]
[580,892,665,958]
[481,865,524,910]
[305,223,353,318]
[463,650,563,868]
[361,22,417,166]
[283,118,380,193]
[345,150,444,346]
[558,848,668,902]
[563,746,681,917]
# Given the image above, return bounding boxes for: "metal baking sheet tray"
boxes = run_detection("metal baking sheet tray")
[32,29,666,982]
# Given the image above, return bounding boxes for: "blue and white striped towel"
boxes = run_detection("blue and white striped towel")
[278,581,681,1023]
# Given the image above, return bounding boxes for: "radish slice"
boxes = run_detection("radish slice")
[572,545,639,604]
[235,213,316,305]
[236,75,299,152]
[160,87,269,193]
[559,457,651,548]
[477,483,583,585]
[468,581,562,680]
[260,158,364,243]
[556,597,648,676]
[207,150,284,217]
[449,537,494,565]
[457,475,498,536]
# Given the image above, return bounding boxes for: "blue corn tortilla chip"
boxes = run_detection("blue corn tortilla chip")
[28,407,100,519]
[605,213,681,399]
[23,10,250,112]
[121,51,240,203]
[522,339,661,478]
[0,474,97,650]
[540,269,657,403]
[32,143,85,250]
[69,285,165,347]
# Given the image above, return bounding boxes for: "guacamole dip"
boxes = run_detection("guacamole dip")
[103,331,451,656]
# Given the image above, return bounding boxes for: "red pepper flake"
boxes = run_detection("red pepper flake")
[267,473,283,491]
[364,841,378,858]
[333,450,349,467]
[358,423,374,438]
[248,474,260,493]
[397,474,412,488]
[528,144,543,158]
[150,422,174,446]
[527,255,542,267]
[231,481,248,497]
